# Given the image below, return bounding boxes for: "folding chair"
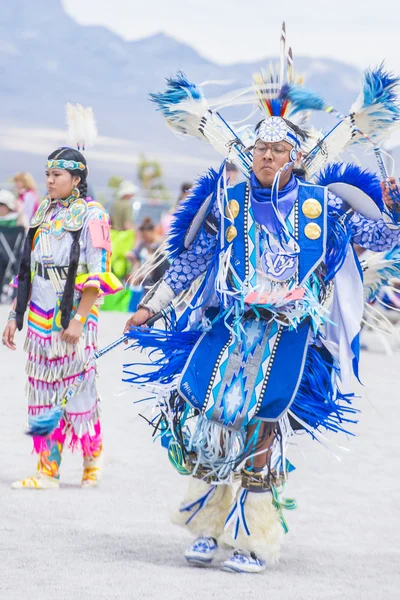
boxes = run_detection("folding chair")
[0,226,25,304]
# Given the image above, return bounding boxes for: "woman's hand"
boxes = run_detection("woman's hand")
[123,307,152,335]
[381,177,400,209]
[61,319,84,344]
[2,320,17,350]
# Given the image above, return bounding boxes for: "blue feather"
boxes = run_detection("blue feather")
[123,327,202,385]
[166,165,221,259]
[269,97,283,116]
[280,83,327,114]
[360,64,400,118]
[26,405,64,437]
[364,244,400,302]
[149,71,204,133]
[291,345,358,436]
[316,162,384,210]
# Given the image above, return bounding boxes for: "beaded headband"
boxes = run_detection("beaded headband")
[257,117,301,150]
[46,159,86,171]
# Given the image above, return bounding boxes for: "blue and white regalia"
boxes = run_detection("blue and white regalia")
[123,25,400,572]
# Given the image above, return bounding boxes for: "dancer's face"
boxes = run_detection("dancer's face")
[45,169,81,199]
[252,140,300,188]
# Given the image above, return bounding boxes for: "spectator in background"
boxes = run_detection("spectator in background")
[226,161,239,186]
[111,180,138,231]
[0,190,25,295]
[126,216,169,312]
[0,189,24,227]
[127,217,169,290]
[13,172,39,225]
[178,181,193,203]
[159,181,193,237]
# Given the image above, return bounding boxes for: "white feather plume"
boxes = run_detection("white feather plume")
[304,119,354,178]
[349,65,400,145]
[150,73,253,176]
[361,246,400,302]
[66,103,98,150]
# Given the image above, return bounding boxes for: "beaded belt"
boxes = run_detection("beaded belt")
[34,263,88,280]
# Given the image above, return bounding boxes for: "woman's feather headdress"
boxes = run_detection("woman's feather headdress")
[66,103,98,151]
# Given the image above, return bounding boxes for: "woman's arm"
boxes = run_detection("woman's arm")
[2,298,17,350]
[60,287,99,344]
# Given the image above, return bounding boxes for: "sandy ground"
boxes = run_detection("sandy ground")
[0,306,399,600]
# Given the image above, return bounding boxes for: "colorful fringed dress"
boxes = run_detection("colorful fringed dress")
[20,195,122,471]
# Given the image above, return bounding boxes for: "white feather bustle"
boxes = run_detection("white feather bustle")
[171,477,234,539]
[222,488,284,563]
[66,103,98,150]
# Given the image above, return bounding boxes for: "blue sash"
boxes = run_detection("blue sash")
[229,181,327,288]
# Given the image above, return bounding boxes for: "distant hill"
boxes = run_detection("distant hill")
[0,0,392,196]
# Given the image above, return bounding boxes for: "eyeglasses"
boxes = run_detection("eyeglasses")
[253,143,290,157]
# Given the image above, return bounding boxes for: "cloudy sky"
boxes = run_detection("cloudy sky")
[64,0,399,71]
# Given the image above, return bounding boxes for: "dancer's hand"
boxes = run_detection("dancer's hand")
[2,320,17,350]
[123,307,153,336]
[381,177,399,209]
[61,319,83,344]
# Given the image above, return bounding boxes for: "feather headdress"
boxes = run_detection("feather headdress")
[150,23,316,173]
[252,22,307,128]
[66,103,98,151]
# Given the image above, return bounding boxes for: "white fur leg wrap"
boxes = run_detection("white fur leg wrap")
[222,488,284,563]
[171,477,234,539]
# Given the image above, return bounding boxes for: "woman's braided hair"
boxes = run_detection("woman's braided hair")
[16,147,89,331]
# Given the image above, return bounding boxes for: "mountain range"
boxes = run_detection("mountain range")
[0,0,397,195]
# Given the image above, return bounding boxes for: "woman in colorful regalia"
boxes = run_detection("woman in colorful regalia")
[122,113,400,573]
[2,146,122,489]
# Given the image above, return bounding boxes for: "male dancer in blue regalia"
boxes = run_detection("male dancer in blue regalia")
[123,108,400,572]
